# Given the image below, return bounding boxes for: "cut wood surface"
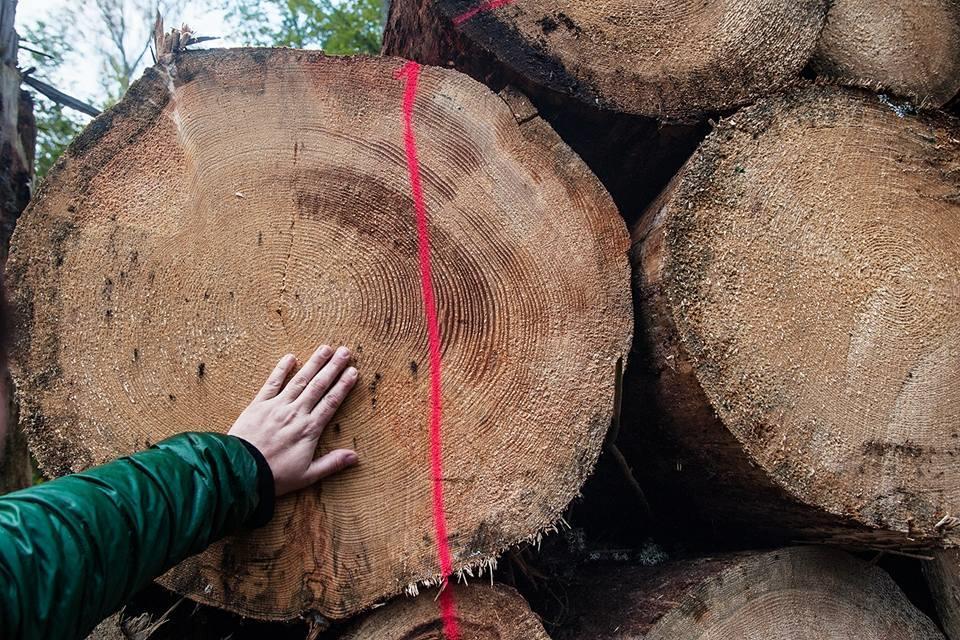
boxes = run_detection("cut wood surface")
[925,550,960,640]
[383,0,827,120]
[627,85,960,546]
[555,547,944,639]
[811,0,960,107]
[339,584,550,640]
[8,48,632,619]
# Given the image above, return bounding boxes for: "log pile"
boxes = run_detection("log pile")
[9,1,960,638]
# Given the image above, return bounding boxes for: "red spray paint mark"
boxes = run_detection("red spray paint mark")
[453,0,516,25]
[394,60,460,640]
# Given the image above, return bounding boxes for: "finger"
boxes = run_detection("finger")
[279,344,334,401]
[305,449,358,484]
[296,347,353,410]
[254,353,297,401]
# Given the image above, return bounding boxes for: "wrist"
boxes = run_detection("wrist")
[231,436,276,527]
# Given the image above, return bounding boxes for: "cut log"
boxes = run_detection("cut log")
[625,84,960,547]
[555,547,944,639]
[811,0,960,107]
[925,550,960,639]
[382,0,827,120]
[339,584,550,639]
[7,48,632,619]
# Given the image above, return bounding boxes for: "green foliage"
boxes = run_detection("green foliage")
[18,21,86,180]
[224,0,384,54]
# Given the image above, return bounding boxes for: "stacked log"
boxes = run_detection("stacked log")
[338,584,549,640]
[8,48,631,620]
[382,0,827,119]
[811,0,960,107]
[926,550,960,640]
[10,0,960,637]
[625,85,960,548]
[556,547,944,639]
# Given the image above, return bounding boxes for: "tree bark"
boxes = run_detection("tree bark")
[7,48,632,621]
[555,547,944,639]
[382,0,827,120]
[0,0,34,494]
[810,0,960,107]
[338,584,550,640]
[624,84,960,548]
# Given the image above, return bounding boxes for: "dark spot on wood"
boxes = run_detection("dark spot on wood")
[168,393,176,402]
[197,362,206,378]
[409,360,419,375]
[257,231,263,246]
[537,16,559,33]
[864,440,924,457]
[66,204,76,213]
[368,372,382,408]
[203,290,210,300]
[133,348,139,361]
[333,422,341,434]
[144,438,152,448]
[555,12,583,35]
[105,309,113,318]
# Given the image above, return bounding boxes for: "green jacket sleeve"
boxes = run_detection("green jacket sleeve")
[0,432,274,640]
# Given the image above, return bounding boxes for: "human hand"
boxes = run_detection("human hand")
[228,345,359,496]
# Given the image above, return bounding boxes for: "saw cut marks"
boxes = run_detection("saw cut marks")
[558,547,944,639]
[384,0,827,119]
[811,0,960,107]
[630,85,960,545]
[8,49,631,620]
[339,584,550,640]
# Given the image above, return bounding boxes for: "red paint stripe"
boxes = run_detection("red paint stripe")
[452,0,515,25]
[395,60,460,640]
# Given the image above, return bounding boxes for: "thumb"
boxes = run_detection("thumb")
[306,449,359,484]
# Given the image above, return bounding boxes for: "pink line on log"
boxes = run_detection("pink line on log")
[394,60,460,640]
[452,0,516,25]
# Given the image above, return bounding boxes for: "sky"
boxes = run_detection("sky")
[16,0,235,105]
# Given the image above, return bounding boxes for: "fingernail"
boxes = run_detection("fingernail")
[318,345,333,357]
[336,345,350,358]
[345,366,358,378]
[345,452,359,465]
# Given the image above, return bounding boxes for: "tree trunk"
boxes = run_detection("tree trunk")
[810,0,960,107]
[7,48,632,621]
[624,84,960,548]
[381,2,714,226]
[925,550,960,640]
[382,0,827,120]
[339,584,550,639]
[555,547,944,639]
[0,0,34,494]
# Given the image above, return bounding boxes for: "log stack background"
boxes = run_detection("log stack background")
[6,0,960,638]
